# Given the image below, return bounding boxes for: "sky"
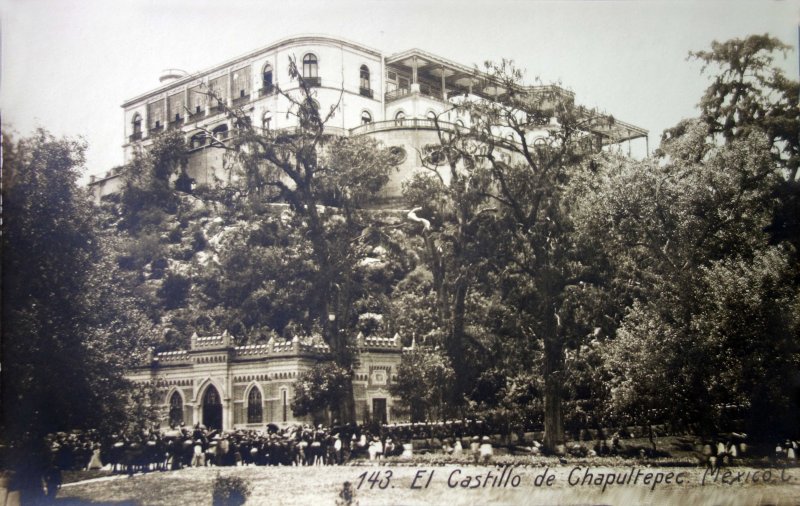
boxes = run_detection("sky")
[1,0,798,181]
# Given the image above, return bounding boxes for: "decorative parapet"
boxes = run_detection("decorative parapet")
[191,330,232,350]
[233,335,331,359]
[143,331,403,370]
[153,350,191,365]
[358,332,403,351]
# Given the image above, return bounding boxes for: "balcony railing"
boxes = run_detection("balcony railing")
[168,118,184,129]
[129,132,142,143]
[232,95,250,107]
[189,109,206,121]
[385,85,446,103]
[359,87,374,99]
[148,125,163,135]
[303,76,321,87]
[259,84,276,97]
[349,118,467,136]
[385,87,411,102]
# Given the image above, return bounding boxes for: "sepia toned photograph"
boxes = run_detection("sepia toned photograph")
[1,1,799,504]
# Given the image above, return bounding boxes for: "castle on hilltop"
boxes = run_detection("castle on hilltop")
[127,330,409,431]
[89,34,647,203]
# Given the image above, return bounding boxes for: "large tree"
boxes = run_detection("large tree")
[2,130,152,499]
[401,118,500,408]
[420,60,621,451]
[199,57,395,423]
[579,35,800,440]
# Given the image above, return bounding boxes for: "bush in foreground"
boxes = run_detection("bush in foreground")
[212,473,251,506]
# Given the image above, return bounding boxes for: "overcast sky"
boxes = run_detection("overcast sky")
[1,0,798,179]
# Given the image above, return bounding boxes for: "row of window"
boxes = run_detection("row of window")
[132,108,466,147]
[135,55,374,134]
[132,111,463,145]
[168,386,285,426]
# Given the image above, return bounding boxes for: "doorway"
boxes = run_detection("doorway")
[372,398,387,425]
[202,385,223,430]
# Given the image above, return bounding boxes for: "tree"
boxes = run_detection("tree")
[580,35,800,440]
[423,60,622,451]
[1,130,152,500]
[291,363,351,424]
[389,348,455,422]
[580,132,794,438]
[118,130,189,231]
[689,34,799,181]
[401,118,499,407]
[200,57,395,423]
[687,34,800,251]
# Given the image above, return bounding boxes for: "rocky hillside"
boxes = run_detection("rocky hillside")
[98,192,433,353]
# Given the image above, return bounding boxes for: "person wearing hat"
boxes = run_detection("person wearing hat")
[470,436,481,464]
[453,438,463,457]
[192,439,205,467]
[368,435,383,462]
[333,434,343,465]
[384,437,396,458]
[480,436,493,463]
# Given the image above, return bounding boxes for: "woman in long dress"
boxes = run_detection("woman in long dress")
[87,445,104,470]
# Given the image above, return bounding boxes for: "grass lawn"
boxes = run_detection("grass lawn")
[56,460,800,506]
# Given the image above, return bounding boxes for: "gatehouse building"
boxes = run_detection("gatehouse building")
[127,330,406,431]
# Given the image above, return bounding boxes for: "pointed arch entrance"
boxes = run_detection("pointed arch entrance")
[202,385,223,430]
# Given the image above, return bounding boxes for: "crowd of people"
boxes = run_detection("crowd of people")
[41,419,503,476]
[39,423,800,476]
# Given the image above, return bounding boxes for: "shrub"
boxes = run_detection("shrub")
[212,474,251,506]
[158,273,191,310]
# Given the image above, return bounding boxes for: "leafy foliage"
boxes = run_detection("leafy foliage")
[579,35,800,440]
[389,349,455,422]
[211,474,251,506]
[291,363,351,422]
[1,130,154,497]
[118,130,189,231]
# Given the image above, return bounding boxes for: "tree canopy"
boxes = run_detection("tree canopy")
[2,129,154,497]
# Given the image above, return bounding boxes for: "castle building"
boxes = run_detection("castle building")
[89,34,647,202]
[127,331,407,431]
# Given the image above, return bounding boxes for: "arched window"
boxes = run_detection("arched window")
[302,54,319,86]
[262,63,274,94]
[131,114,143,141]
[394,110,406,126]
[359,65,371,97]
[212,124,229,140]
[361,110,372,125]
[168,391,183,427]
[262,111,273,131]
[190,133,207,149]
[247,387,263,424]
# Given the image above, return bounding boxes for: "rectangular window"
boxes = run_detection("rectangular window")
[189,85,206,115]
[209,75,229,106]
[282,390,288,422]
[232,66,251,101]
[147,100,165,130]
[168,92,184,123]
